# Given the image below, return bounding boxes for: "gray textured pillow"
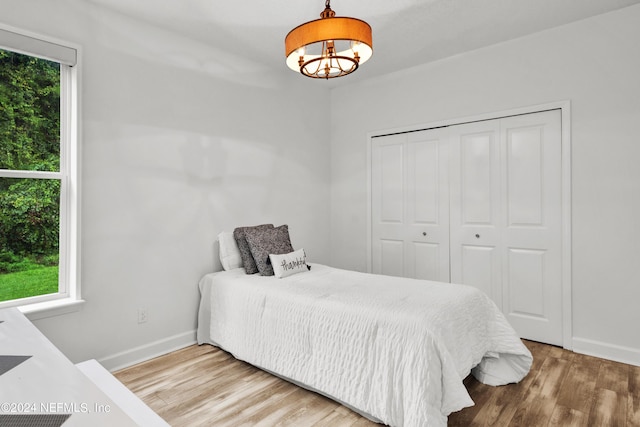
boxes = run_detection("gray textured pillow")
[244,225,294,276]
[233,224,274,274]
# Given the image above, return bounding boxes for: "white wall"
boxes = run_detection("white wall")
[4,0,639,368]
[2,0,331,367]
[329,5,640,364]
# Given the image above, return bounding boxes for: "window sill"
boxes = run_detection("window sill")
[19,298,86,321]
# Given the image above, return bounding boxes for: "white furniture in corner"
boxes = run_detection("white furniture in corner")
[0,307,168,426]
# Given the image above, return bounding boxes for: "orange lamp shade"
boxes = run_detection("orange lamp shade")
[285,17,372,60]
[285,8,373,79]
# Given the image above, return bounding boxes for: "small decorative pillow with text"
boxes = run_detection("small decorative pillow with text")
[269,248,308,279]
[217,231,242,271]
[233,224,274,274]
[244,224,294,276]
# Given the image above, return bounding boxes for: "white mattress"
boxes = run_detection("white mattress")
[197,264,532,427]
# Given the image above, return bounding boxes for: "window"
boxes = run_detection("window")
[0,26,80,312]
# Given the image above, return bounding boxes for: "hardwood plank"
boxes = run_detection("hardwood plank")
[548,405,588,427]
[630,366,640,426]
[588,388,627,427]
[173,375,294,427]
[507,351,568,425]
[501,350,570,426]
[240,387,320,427]
[629,394,640,427]
[189,374,287,423]
[532,356,571,399]
[509,395,556,426]
[556,353,600,413]
[597,359,631,394]
[114,344,216,385]
[629,363,640,395]
[155,359,262,405]
[464,376,533,426]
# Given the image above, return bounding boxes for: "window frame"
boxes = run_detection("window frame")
[0,24,82,317]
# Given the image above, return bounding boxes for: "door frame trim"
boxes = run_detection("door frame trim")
[366,100,573,350]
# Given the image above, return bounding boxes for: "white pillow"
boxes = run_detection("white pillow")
[269,248,308,279]
[218,231,242,271]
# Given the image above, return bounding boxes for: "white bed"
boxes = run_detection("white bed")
[197,263,532,427]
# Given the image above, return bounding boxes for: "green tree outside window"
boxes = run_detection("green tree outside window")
[0,49,61,302]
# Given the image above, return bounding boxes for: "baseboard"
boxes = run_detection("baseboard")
[99,329,197,372]
[572,337,640,367]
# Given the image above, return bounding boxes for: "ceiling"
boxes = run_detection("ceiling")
[86,0,640,84]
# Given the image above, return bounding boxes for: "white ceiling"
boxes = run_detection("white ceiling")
[87,0,640,84]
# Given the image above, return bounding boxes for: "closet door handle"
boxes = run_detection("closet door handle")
[475,234,480,239]
[422,232,427,236]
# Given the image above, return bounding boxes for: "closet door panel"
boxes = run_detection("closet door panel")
[460,131,495,224]
[380,239,404,277]
[407,139,439,223]
[450,120,502,304]
[501,110,563,345]
[371,135,405,276]
[411,242,441,281]
[460,245,498,298]
[506,126,544,226]
[406,130,450,281]
[507,248,545,316]
[378,143,404,223]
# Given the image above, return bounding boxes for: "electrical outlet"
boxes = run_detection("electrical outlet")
[137,308,148,324]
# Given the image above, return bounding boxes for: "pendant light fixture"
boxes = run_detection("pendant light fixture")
[285,0,373,79]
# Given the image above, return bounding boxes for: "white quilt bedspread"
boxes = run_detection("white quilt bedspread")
[197,264,532,427]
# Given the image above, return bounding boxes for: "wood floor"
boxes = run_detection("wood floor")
[114,340,640,426]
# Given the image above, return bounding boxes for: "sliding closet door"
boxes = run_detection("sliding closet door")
[449,110,563,345]
[370,109,565,346]
[500,111,563,345]
[371,129,450,281]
